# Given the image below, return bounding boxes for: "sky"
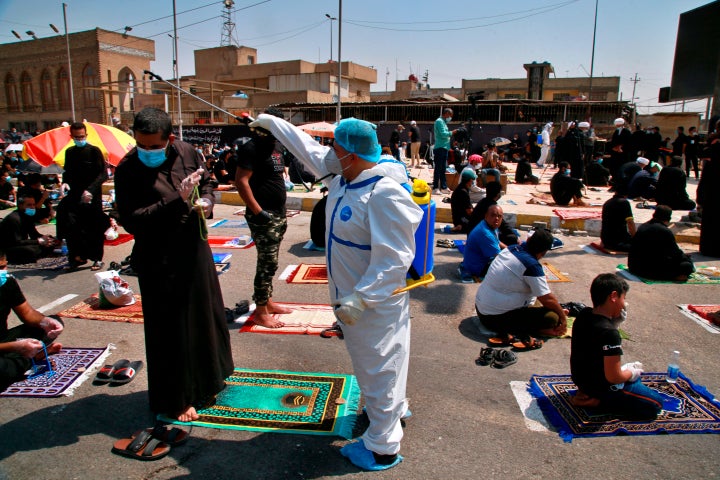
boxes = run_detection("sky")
[0,0,714,115]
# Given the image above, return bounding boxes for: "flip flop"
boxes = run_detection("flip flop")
[111,430,170,461]
[94,359,129,384]
[475,347,496,366]
[132,423,191,447]
[491,349,518,369]
[488,334,516,346]
[90,261,105,271]
[110,360,143,385]
[511,338,544,351]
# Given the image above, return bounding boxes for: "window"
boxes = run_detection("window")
[504,93,524,99]
[41,69,54,110]
[5,73,19,112]
[589,91,606,101]
[58,67,71,110]
[20,71,34,111]
[247,55,255,65]
[553,92,572,101]
[82,64,99,106]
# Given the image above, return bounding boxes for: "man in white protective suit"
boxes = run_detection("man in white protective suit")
[537,122,553,167]
[250,114,423,471]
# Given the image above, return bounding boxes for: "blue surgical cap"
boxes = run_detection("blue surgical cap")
[333,118,381,163]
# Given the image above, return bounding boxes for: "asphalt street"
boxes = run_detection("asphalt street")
[0,202,719,480]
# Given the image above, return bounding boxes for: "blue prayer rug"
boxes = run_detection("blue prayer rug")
[529,373,720,442]
[162,368,360,438]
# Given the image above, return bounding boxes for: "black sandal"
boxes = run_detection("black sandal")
[491,349,518,369]
[475,347,496,366]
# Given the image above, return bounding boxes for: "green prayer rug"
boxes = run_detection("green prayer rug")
[617,264,720,285]
[162,369,360,438]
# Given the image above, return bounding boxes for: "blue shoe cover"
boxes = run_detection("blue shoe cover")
[402,409,412,419]
[340,440,403,471]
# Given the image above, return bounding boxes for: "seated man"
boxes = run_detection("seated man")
[0,194,59,264]
[475,228,567,348]
[655,156,696,210]
[212,149,236,185]
[611,157,644,193]
[449,169,478,233]
[600,190,636,252]
[17,173,54,224]
[570,273,663,419]
[514,152,539,185]
[467,181,518,245]
[550,161,586,206]
[0,173,15,210]
[628,205,695,281]
[627,161,661,200]
[461,205,504,278]
[586,155,610,186]
[0,251,64,390]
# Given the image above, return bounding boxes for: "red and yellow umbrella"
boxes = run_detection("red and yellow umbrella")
[298,121,336,139]
[21,122,136,167]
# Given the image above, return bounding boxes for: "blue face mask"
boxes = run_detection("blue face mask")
[565,169,571,175]
[596,158,603,164]
[24,208,36,217]
[74,140,87,147]
[3,176,9,182]
[0,270,7,288]
[137,144,168,168]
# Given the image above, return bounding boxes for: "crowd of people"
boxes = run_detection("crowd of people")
[0,111,718,470]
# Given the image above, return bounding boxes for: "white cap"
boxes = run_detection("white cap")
[636,157,650,166]
[410,120,417,125]
[614,118,625,126]
[578,121,590,128]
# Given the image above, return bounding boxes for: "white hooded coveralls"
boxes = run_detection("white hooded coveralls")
[256,115,423,455]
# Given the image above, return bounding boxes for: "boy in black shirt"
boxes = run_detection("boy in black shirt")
[570,273,662,420]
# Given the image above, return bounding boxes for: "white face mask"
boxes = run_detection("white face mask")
[611,306,627,327]
[325,150,352,176]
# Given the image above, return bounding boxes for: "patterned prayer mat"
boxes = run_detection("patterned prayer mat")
[528,373,720,443]
[162,368,360,438]
[286,264,328,284]
[208,235,254,249]
[9,256,68,271]
[240,303,336,335]
[209,219,248,228]
[213,253,232,264]
[104,233,133,246]
[0,346,111,397]
[57,294,144,323]
[231,208,300,218]
[215,263,231,274]
[617,264,720,285]
[677,305,720,334]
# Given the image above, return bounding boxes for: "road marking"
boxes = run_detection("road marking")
[37,294,78,313]
[510,380,551,433]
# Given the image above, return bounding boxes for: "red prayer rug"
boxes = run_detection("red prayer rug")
[104,233,134,246]
[57,294,144,323]
[553,209,602,221]
[286,264,328,284]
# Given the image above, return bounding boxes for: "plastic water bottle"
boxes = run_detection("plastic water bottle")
[60,239,68,256]
[666,350,680,383]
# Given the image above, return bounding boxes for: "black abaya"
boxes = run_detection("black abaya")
[115,140,233,416]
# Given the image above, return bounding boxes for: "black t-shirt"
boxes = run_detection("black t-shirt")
[628,220,688,278]
[0,182,13,201]
[409,125,421,143]
[672,133,687,156]
[550,172,583,205]
[601,196,633,248]
[515,160,534,183]
[235,137,287,215]
[450,185,472,230]
[570,307,623,398]
[685,135,699,157]
[0,276,26,335]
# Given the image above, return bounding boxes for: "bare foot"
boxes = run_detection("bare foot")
[176,406,199,423]
[253,305,285,328]
[267,299,293,315]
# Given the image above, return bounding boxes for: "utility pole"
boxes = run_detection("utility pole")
[629,73,640,125]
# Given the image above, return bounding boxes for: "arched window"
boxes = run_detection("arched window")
[20,71,34,111]
[58,67,71,110]
[41,69,54,110]
[118,67,135,112]
[5,73,19,112]
[82,63,99,106]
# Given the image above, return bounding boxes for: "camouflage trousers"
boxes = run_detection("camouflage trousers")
[246,211,287,305]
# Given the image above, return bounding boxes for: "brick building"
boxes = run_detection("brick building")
[0,28,154,131]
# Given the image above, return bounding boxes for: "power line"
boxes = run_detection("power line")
[345,0,579,32]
